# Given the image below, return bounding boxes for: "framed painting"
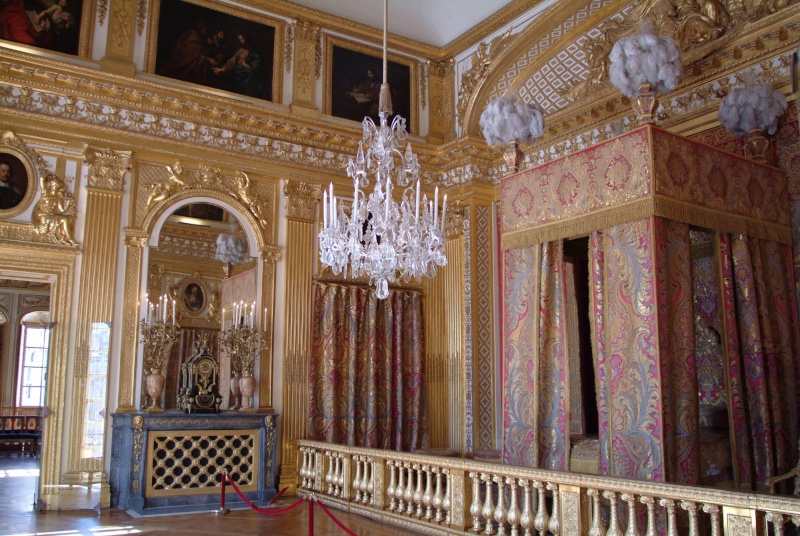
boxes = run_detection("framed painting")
[0,0,86,56]
[0,147,36,218]
[148,0,280,102]
[171,273,211,318]
[325,37,416,133]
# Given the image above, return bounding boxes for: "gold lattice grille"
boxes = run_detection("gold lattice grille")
[145,428,260,497]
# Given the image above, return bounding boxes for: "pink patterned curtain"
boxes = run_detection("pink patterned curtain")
[719,233,800,487]
[307,282,428,451]
[589,231,610,475]
[502,241,569,470]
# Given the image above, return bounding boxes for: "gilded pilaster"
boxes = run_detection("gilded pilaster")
[100,0,137,76]
[422,267,447,448]
[64,147,131,506]
[259,244,283,412]
[428,59,456,144]
[290,19,321,116]
[443,201,466,453]
[117,232,148,413]
[280,180,321,491]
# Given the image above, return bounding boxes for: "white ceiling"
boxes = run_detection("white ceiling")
[288,0,515,47]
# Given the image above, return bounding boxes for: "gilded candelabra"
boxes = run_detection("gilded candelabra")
[140,295,180,412]
[219,324,263,411]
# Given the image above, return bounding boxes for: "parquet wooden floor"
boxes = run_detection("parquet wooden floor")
[0,454,420,535]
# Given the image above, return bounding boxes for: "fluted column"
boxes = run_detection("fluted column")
[64,146,131,507]
[279,180,321,491]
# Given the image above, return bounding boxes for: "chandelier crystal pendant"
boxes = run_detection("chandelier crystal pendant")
[318,0,447,299]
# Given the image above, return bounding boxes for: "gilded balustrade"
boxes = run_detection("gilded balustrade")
[298,439,800,535]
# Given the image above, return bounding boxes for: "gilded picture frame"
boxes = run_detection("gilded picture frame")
[145,0,283,104]
[0,145,37,218]
[0,0,93,57]
[170,272,212,319]
[324,36,417,133]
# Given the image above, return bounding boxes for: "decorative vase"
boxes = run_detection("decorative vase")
[745,128,769,163]
[633,82,658,124]
[229,374,242,411]
[503,140,524,174]
[239,375,256,411]
[145,370,165,413]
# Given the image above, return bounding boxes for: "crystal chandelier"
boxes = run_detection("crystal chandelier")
[318,0,447,299]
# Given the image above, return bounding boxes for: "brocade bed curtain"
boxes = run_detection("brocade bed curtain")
[307,282,428,451]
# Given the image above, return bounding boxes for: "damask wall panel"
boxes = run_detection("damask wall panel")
[654,218,699,485]
[502,245,539,467]
[602,219,664,481]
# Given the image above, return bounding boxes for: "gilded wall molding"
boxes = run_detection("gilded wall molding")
[137,0,147,36]
[419,62,427,110]
[260,245,283,264]
[84,146,133,191]
[284,180,321,221]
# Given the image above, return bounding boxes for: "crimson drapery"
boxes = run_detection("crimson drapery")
[719,233,800,487]
[307,282,428,451]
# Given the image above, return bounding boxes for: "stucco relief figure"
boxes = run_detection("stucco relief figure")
[234,171,267,229]
[33,173,77,245]
[146,162,186,208]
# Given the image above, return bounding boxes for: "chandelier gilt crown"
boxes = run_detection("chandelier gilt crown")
[318,0,447,299]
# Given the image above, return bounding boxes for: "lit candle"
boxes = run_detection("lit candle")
[329,183,334,226]
[441,194,447,232]
[172,299,176,325]
[263,307,267,329]
[240,300,244,327]
[163,295,167,323]
[250,301,255,328]
[222,308,226,331]
[433,186,438,229]
[415,180,420,224]
[322,191,328,229]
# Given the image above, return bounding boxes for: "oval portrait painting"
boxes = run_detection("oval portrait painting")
[183,282,205,313]
[0,153,29,213]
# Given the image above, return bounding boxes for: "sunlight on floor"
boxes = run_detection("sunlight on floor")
[10,528,141,536]
[0,468,39,478]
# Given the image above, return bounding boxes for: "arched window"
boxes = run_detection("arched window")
[16,311,50,407]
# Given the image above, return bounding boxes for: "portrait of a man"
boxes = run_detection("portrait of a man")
[0,0,83,55]
[154,0,275,102]
[183,283,204,313]
[0,154,28,211]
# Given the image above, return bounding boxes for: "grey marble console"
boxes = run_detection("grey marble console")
[110,412,278,515]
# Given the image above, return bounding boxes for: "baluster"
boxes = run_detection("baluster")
[506,477,520,536]
[702,504,721,536]
[405,464,415,515]
[547,483,559,534]
[766,512,786,536]
[680,501,698,536]
[422,465,433,520]
[620,493,639,536]
[332,455,341,496]
[587,489,605,536]
[298,448,306,485]
[396,462,407,511]
[412,464,424,516]
[792,515,800,529]
[604,491,622,536]
[443,469,451,524]
[493,475,508,536]
[361,458,371,504]
[386,460,397,511]
[659,499,677,536]
[325,451,334,494]
[639,497,656,536]
[366,458,374,505]
[435,468,446,524]
[482,473,496,535]
[532,481,549,536]
[519,479,534,536]
[353,456,362,502]
[468,471,481,531]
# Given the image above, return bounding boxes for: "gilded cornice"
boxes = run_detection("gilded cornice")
[83,145,132,191]
[284,180,320,221]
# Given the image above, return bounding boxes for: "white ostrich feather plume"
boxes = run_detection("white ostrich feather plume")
[215,233,249,265]
[479,96,545,147]
[609,26,682,98]
[718,78,788,138]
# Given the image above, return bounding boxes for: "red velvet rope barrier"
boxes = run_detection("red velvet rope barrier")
[316,498,358,536]
[218,472,357,535]
[222,473,307,515]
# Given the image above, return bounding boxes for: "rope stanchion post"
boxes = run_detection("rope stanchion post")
[308,495,314,536]
[214,472,230,515]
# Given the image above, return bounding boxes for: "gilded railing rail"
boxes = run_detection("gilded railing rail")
[297,439,800,536]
